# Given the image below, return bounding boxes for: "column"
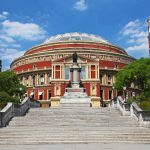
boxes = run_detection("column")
[78,69,81,81]
[45,73,48,85]
[62,65,65,79]
[95,65,97,79]
[29,75,32,86]
[70,69,73,82]
[23,76,25,85]
[97,65,99,79]
[73,69,78,82]
[104,73,107,85]
[86,65,88,79]
[36,74,39,85]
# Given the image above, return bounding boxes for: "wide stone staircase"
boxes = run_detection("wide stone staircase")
[0,107,150,144]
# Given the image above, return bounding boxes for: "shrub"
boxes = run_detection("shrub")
[139,101,150,111]
[127,98,133,105]
[0,91,20,104]
[0,91,12,104]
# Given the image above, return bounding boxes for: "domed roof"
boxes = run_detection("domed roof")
[43,32,109,44]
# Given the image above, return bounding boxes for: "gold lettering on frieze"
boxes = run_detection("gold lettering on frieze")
[12,53,132,69]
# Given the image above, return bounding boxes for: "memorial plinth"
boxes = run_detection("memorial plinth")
[60,61,91,107]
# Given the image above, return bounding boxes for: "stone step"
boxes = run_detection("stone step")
[0,138,150,145]
[0,107,150,144]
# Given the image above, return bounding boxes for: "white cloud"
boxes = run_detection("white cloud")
[126,43,147,52]
[0,34,15,43]
[0,12,48,70]
[1,20,47,41]
[0,48,25,62]
[74,0,88,11]
[119,19,148,56]
[0,11,9,20]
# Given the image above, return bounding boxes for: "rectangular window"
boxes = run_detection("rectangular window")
[33,75,36,86]
[100,74,103,84]
[65,66,69,79]
[55,65,60,79]
[100,90,103,100]
[39,94,43,100]
[81,66,86,79]
[109,90,112,100]
[40,75,44,85]
[38,91,43,100]
[91,65,95,79]
[48,73,52,84]
[107,74,112,85]
[48,90,51,99]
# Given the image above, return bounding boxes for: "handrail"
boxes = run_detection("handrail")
[131,102,150,122]
[0,97,31,127]
[0,103,14,127]
[14,97,30,116]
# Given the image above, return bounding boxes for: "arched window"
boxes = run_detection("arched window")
[33,64,36,70]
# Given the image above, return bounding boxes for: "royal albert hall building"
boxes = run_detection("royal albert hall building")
[10,33,135,107]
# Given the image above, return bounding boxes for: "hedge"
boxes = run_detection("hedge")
[139,101,150,111]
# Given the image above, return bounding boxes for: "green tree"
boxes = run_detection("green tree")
[0,70,26,97]
[115,58,150,101]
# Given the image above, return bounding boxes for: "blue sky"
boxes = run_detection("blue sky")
[0,0,150,70]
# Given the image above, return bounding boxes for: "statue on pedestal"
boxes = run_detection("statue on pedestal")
[72,52,78,63]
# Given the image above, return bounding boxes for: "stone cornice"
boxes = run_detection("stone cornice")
[25,41,127,55]
[11,48,135,68]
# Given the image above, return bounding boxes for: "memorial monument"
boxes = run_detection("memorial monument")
[60,52,91,106]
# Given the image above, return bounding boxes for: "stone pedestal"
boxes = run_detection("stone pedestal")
[51,97,60,107]
[60,63,91,107]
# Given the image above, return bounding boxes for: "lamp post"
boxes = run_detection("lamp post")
[112,86,115,99]
[123,86,127,102]
[147,17,150,57]
[19,87,23,102]
[33,86,35,100]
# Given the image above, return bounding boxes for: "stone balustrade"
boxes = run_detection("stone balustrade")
[111,96,150,127]
[0,103,14,127]
[14,97,30,116]
[131,102,150,127]
[0,97,30,127]
[116,96,130,116]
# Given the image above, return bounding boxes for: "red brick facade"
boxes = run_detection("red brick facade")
[11,33,135,103]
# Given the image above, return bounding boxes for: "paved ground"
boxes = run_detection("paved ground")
[0,143,150,150]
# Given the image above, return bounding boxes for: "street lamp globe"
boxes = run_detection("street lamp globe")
[123,86,126,90]
[19,87,22,91]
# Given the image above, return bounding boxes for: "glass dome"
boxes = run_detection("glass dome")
[43,32,109,44]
